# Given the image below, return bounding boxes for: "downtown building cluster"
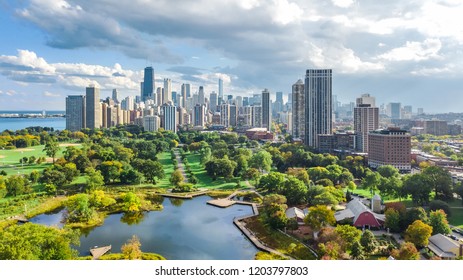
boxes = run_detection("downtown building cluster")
[66,67,417,172]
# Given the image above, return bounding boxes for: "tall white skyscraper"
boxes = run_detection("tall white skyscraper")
[162,102,177,133]
[304,69,332,147]
[292,79,305,141]
[163,78,172,104]
[219,103,230,127]
[354,94,379,152]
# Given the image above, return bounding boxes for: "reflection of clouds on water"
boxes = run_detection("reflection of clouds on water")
[31,195,258,259]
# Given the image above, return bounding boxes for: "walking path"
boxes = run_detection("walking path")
[173,149,188,183]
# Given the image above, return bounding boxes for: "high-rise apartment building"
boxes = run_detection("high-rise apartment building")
[252,105,262,128]
[218,78,223,104]
[229,104,238,127]
[112,89,119,104]
[198,86,205,105]
[368,128,411,172]
[424,120,448,136]
[163,78,172,104]
[143,115,161,132]
[209,91,218,112]
[304,69,332,147]
[85,85,101,129]
[354,94,379,152]
[142,67,154,102]
[193,104,206,128]
[387,102,402,119]
[219,103,230,127]
[291,79,305,141]
[65,95,86,131]
[262,89,271,131]
[162,102,177,133]
[273,91,283,117]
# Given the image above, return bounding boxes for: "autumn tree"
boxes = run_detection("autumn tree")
[384,208,401,233]
[405,220,433,248]
[170,170,184,186]
[121,235,142,260]
[429,210,451,235]
[304,205,335,237]
[391,242,419,260]
[123,192,142,212]
[335,224,362,251]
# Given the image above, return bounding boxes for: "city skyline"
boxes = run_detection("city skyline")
[0,1,462,112]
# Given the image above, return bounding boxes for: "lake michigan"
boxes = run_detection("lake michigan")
[0,111,66,132]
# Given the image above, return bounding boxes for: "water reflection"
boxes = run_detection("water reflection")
[31,195,258,260]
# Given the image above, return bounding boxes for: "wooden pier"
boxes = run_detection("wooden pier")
[90,245,112,260]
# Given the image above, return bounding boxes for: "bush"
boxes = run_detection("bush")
[172,183,197,193]
[429,200,451,217]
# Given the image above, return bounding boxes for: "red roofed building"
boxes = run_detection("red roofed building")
[335,199,385,228]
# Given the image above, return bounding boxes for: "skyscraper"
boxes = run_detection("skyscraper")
[304,69,332,147]
[193,104,206,128]
[219,103,230,127]
[291,79,305,140]
[198,86,205,105]
[162,102,177,133]
[354,94,379,152]
[85,85,101,129]
[142,67,154,102]
[66,95,85,131]
[218,78,223,104]
[181,83,190,108]
[209,91,218,112]
[262,88,271,131]
[112,89,119,104]
[163,78,172,104]
[273,91,283,117]
[229,104,238,127]
[387,102,402,119]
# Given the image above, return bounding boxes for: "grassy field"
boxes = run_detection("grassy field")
[155,151,176,188]
[186,153,248,190]
[0,143,81,176]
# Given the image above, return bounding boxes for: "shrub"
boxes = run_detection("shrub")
[429,200,451,217]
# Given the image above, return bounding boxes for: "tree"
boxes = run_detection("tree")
[281,176,308,205]
[6,175,31,197]
[385,208,401,233]
[377,165,400,178]
[455,183,463,205]
[429,210,451,235]
[422,166,453,201]
[43,137,60,164]
[123,192,142,212]
[242,168,260,185]
[132,159,165,184]
[402,174,432,205]
[262,194,288,229]
[89,190,116,209]
[404,207,429,228]
[119,168,143,185]
[66,194,94,223]
[40,167,67,188]
[0,223,79,260]
[85,168,105,192]
[360,230,376,253]
[258,172,286,193]
[350,241,365,260]
[362,171,380,195]
[391,242,419,260]
[249,150,273,172]
[428,200,451,217]
[335,224,362,251]
[304,205,335,235]
[121,235,142,260]
[98,161,123,184]
[29,170,40,184]
[170,170,184,186]
[405,220,433,248]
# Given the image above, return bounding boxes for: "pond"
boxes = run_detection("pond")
[29,195,259,260]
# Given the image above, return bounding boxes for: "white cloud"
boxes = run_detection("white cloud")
[378,38,442,62]
[43,91,60,97]
[272,0,303,25]
[332,0,355,8]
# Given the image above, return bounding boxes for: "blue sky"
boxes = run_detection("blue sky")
[0,0,462,113]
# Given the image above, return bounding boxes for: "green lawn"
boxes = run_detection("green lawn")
[155,151,176,188]
[186,153,247,190]
[0,143,81,176]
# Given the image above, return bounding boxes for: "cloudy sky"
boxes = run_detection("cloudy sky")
[0,0,462,112]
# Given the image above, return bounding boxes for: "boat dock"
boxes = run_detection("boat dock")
[90,245,112,260]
